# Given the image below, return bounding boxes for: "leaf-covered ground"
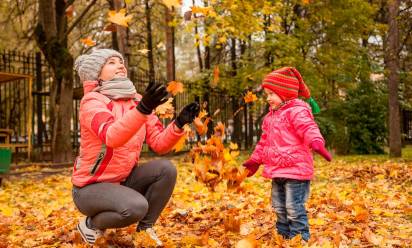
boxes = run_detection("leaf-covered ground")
[0,151,411,247]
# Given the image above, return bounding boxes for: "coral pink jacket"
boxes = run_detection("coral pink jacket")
[250,99,325,180]
[72,81,184,187]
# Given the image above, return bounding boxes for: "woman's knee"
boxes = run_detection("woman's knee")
[120,199,149,223]
[158,160,177,179]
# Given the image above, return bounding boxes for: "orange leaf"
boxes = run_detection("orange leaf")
[108,8,133,27]
[223,213,241,233]
[65,5,74,18]
[244,91,257,103]
[155,98,175,119]
[80,37,96,47]
[167,81,184,96]
[194,117,210,136]
[235,236,259,248]
[198,109,208,119]
[173,134,187,152]
[211,66,219,87]
[214,122,225,136]
[103,23,116,32]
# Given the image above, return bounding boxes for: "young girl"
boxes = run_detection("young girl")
[243,67,332,242]
[72,48,199,246]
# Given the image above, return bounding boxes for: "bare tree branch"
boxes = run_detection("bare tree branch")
[63,0,98,39]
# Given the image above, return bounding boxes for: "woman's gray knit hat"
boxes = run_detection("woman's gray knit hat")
[74,48,124,82]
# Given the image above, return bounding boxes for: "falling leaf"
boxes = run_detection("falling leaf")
[167,81,184,96]
[80,37,96,47]
[194,117,210,136]
[244,91,257,103]
[65,5,74,18]
[107,8,133,27]
[211,66,219,87]
[184,11,192,21]
[162,0,181,9]
[155,97,174,119]
[137,49,150,55]
[233,107,244,117]
[103,23,116,32]
[229,142,238,150]
[214,122,225,136]
[198,109,208,119]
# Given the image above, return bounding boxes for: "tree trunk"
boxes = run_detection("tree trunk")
[230,38,242,146]
[144,0,155,84]
[107,0,119,50]
[193,0,203,71]
[35,0,74,162]
[386,0,401,157]
[113,0,129,67]
[165,7,176,82]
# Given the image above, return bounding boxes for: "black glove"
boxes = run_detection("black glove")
[175,102,200,129]
[137,83,168,115]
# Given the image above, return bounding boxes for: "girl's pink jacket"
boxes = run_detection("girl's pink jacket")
[72,81,184,187]
[250,99,325,180]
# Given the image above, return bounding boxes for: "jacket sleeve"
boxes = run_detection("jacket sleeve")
[80,97,148,148]
[249,117,268,164]
[145,115,185,155]
[289,106,325,146]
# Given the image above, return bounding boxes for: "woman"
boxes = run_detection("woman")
[72,48,199,246]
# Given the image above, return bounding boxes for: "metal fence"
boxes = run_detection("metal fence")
[0,49,266,161]
[402,109,412,144]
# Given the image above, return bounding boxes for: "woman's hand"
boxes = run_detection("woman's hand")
[175,102,200,129]
[137,83,168,115]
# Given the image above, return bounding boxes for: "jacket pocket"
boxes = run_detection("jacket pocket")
[264,146,296,168]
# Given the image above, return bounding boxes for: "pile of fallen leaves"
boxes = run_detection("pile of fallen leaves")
[0,153,411,247]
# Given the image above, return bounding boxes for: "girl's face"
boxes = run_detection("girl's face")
[264,88,283,109]
[99,56,127,81]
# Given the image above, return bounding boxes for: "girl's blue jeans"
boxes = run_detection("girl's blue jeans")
[271,178,310,241]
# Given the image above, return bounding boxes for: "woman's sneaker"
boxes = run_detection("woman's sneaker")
[77,217,103,245]
[145,227,163,246]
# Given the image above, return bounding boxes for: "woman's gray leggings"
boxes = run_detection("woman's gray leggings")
[72,159,177,230]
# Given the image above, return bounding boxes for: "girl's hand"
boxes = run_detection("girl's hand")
[310,140,332,161]
[243,159,260,177]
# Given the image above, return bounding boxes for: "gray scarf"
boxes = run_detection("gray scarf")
[93,77,137,100]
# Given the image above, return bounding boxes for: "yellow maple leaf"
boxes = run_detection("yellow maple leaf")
[80,37,96,47]
[107,8,133,27]
[244,91,257,103]
[229,142,238,150]
[198,109,208,119]
[166,81,184,96]
[137,49,150,55]
[162,0,181,9]
[155,97,174,119]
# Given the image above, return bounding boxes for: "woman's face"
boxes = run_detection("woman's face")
[99,56,127,81]
[264,88,283,109]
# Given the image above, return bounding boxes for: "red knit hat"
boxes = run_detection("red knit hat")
[262,67,310,101]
